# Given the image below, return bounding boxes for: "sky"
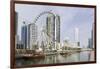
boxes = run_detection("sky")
[15,4,94,48]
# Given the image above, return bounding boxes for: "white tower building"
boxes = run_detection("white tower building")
[75,27,79,42]
[28,23,38,50]
[74,27,80,46]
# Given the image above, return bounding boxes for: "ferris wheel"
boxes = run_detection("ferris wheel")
[32,10,55,50]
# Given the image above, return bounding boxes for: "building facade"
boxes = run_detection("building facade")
[15,12,18,35]
[21,22,27,49]
[46,14,61,50]
[46,14,55,49]
[88,38,92,48]
[55,15,60,43]
[88,25,94,49]
[15,11,19,49]
[28,23,38,50]
[74,28,80,47]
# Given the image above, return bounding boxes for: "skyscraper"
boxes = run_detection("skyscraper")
[46,13,61,50]
[21,22,27,49]
[15,11,19,49]
[15,12,18,35]
[88,23,94,49]
[46,14,55,49]
[28,23,37,50]
[88,38,92,48]
[91,23,94,49]
[74,27,80,46]
[55,15,60,43]
[74,27,79,42]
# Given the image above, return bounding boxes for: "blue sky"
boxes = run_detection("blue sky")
[15,4,94,48]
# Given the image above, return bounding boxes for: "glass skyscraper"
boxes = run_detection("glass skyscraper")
[46,14,60,49]
[46,14,55,49]
[21,22,27,49]
[55,15,60,43]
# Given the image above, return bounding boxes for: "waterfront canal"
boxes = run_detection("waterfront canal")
[16,51,94,66]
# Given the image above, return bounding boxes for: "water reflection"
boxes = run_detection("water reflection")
[16,51,94,66]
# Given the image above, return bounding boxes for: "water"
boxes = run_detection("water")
[16,51,94,66]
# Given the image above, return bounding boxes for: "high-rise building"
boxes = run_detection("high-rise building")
[91,23,94,49]
[46,14,55,49]
[21,22,27,49]
[15,11,19,49]
[88,38,92,48]
[46,14,61,50]
[55,15,60,43]
[74,27,80,46]
[88,24,94,49]
[74,27,79,42]
[15,12,18,35]
[28,23,38,50]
